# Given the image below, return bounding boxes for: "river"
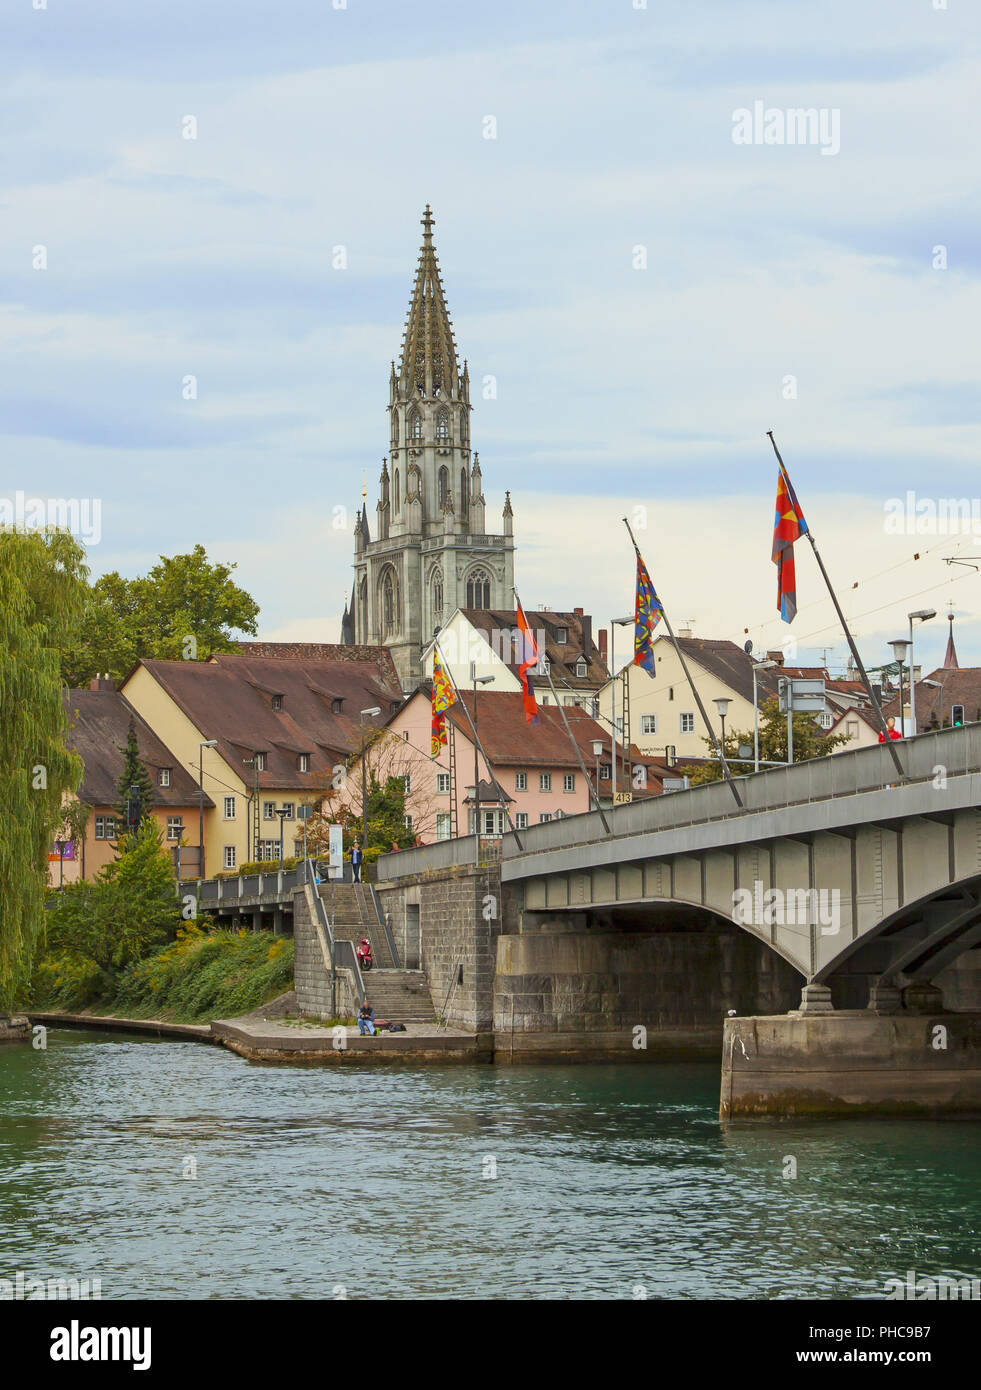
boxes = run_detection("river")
[1,1029,978,1300]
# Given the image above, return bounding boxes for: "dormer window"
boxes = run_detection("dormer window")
[556,627,568,644]
[331,698,343,714]
[298,753,310,773]
[575,658,588,679]
[271,694,284,711]
[254,752,266,771]
[158,768,171,787]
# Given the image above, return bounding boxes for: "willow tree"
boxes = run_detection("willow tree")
[0,528,87,1012]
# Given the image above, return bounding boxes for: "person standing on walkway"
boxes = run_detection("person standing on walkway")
[351,839,363,883]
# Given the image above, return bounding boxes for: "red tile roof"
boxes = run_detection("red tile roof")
[63,690,211,809]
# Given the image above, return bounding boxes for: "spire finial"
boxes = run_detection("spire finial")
[421,204,435,244]
[362,471,367,502]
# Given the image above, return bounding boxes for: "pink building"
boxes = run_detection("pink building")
[388,689,632,841]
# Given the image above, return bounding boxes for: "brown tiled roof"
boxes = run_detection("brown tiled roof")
[234,641,399,689]
[62,690,210,809]
[883,667,981,732]
[460,608,608,688]
[131,655,402,790]
[670,638,784,706]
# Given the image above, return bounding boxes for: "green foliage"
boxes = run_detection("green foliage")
[361,773,414,853]
[116,716,156,837]
[0,528,87,1010]
[64,543,260,686]
[685,698,849,786]
[44,819,180,974]
[32,925,294,1023]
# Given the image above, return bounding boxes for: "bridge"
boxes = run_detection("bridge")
[378,724,981,1016]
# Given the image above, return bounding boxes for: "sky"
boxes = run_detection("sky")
[3,0,980,676]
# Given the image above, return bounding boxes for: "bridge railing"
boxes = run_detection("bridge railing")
[376,835,480,882]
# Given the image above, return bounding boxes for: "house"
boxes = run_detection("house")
[421,605,609,711]
[884,667,981,735]
[56,682,209,884]
[118,652,403,875]
[826,706,883,752]
[385,689,662,843]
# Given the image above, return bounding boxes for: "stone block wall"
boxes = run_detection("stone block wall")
[292,886,356,1019]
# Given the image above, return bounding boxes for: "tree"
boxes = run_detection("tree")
[116,716,155,842]
[64,544,260,685]
[684,698,849,786]
[301,728,438,857]
[0,528,87,1011]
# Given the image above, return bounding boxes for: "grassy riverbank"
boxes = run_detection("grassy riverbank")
[30,925,293,1024]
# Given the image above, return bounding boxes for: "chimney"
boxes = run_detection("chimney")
[573,607,583,618]
[580,612,592,663]
[766,649,785,666]
[89,675,116,691]
[598,629,608,664]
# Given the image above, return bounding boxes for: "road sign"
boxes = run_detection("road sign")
[778,677,826,713]
[328,824,344,878]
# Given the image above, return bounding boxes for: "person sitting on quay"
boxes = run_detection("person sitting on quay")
[357,999,376,1036]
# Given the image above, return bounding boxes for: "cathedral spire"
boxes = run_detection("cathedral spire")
[944,611,959,669]
[399,204,459,398]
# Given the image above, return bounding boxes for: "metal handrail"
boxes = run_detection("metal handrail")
[368,884,401,968]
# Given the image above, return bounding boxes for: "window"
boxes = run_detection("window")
[271,694,283,711]
[409,407,422,440]
[402,775,411,795]
[166,817,183,841]
[562,773,575,793]
[436,408,449,441]
[298,754,310,773]
[515,771,528,791]
[258,840,280,861]
[664,745,676,766]
[263,801,276,820]
[381,566,400,637]
[437,773,451,793]
[556,627,568,643]
[515,812,529,830]
[600,763,612,779]
[436,813,452,840]
[331,699,343,714]
[680,713,695,734]
[669,688,674,701]
[554,809,564,819]
[460,468,468,519]
[223,845,236,870]
[575,658,588,678]
[158,768,171,787]
[466,568,491,608]
[540,656,551,675]
[460,408,469,443]
[254,752,266,771]
[94,815,116,840]
[432,569,443,623]
[438,466,449,508]
[394,469,400,511]
[281,803,295,820]
[564,695,581,707]
[223,796,235,819]
[404,814,413,831]
[818,711,834,730]
[539,812,553,823]
[540,773,552,792]
[846,720,859,738]
[642,714,657,735]
[393,412,399,445]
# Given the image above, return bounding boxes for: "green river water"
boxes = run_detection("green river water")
[1,1029,978,1299]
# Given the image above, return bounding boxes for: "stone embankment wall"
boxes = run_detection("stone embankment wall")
[292,886,356,1019]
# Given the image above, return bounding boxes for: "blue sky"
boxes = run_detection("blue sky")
[3,0,980,674]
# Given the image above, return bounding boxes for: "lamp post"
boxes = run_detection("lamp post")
[275,807,289,868]
[907,609,936,736]
[470,666,494,865]
[752,658,779,772]
[714,698,731,764]
[55,839,67,891]
[592,738,604,806]
[889,638,911,737]
[171,818,184,894]
[609,614,633,807]
[198,740,217,877]
[359,706,382,867]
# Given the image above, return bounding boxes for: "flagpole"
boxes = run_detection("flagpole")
[433,634,524,852]
[766,432,906,783]
[622,519,743,808]
[513,587,612,834]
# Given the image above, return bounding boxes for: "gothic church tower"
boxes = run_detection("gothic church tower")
[352,206,515,690]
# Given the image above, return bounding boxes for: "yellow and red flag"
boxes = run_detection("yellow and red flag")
[515,598,540,724]
[431,651,456,757]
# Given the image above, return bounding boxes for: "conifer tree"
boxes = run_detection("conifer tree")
[0,528,87,1012]
[116,716,155,842]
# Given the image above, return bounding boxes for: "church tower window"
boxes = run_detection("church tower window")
[394,469,400,512]
[466,568,490,609]
[460,467,468,520]
[436,408,449,441]
[409,407,422,441]
[438,466,449,510]
[461,409,468,444]
[393,412,399,443]
[432,569,443,623]
[380,567,400,638]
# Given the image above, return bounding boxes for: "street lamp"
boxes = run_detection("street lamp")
[610,614,633,804]
[470,667,494,865]
[752,658,779,772]
[171,817,184,893]
[591,738,604,805]
[889,639,911,736]
[55,839,67,891]
[359,707,382,864]
[907,609,936,735]
[198,740,218,878]
[714,697,731,760]
[275,807,289,868]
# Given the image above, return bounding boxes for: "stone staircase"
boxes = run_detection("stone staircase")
[317,882,395,968]
[359,969,435,1023]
